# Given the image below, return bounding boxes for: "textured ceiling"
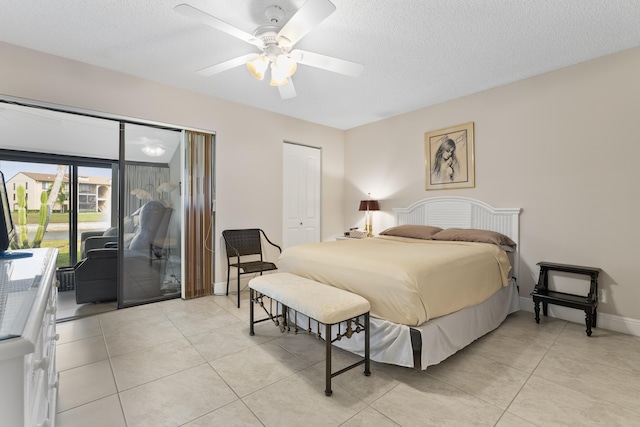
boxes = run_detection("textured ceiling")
[1,0,640,130]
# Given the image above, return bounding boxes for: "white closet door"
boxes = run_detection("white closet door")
[283,142,321,249]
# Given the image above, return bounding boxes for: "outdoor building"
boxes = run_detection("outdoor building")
[6,172,111,212]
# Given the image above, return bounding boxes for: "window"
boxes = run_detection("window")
[0,156,113,268]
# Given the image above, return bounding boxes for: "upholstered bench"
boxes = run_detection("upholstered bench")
[249,272,371,396]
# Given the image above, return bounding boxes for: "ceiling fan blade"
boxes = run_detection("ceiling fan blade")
[174,4,263,48]
[291,49,364,77]
[278,79,297,99]
[196,54,257,77]
[278,0,336,46]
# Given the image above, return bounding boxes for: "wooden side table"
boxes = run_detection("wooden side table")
[531,262,601,336]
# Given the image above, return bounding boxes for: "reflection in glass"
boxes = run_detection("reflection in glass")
[121,123,181,306]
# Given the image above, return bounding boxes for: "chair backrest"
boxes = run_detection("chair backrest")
[152,207,173,248]
[222,229,264,260]
[129,200,172,252]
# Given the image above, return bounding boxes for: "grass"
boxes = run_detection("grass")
[41,239,72,267]
[11,211,109,224]
[12,212,107,268]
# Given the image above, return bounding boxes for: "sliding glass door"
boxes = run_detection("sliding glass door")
[1,100,200,314]
[120,123,182,307]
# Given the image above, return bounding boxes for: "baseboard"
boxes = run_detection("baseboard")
[213,274,270,296]
[213,281,227,295]
[519,296,640,337]
[213,278,253,296]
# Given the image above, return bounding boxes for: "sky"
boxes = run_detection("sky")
[0,161,111,182]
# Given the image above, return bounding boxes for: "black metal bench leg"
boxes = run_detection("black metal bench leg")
[249,289,255,336]
[237,273,241,308]
[325,323,332,396]
[364,312,371,376]
[280,304,288,333]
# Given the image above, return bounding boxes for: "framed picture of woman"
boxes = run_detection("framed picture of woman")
[424,122,475,190]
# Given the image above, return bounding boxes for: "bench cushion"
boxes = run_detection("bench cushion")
[249,272,371,325]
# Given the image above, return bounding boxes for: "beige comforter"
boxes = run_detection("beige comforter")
[278,236,512,326]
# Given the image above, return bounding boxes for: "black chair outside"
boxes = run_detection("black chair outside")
[74,201,173,304]
[222,229,282,308]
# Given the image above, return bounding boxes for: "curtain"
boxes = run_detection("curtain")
[183,131,214,298]
[124,163,170,216]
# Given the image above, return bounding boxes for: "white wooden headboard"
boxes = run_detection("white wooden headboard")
[393,196,522,280]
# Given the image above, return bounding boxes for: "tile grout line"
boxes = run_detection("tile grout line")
[497,320,569,426]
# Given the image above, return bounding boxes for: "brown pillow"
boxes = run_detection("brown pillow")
[431,228,517,251]
[379,225,443,240]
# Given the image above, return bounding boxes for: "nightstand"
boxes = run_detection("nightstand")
[337,230,368,240]
[531,262,601,336]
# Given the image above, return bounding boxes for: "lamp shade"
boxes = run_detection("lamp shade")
[156,182,177,193]
[131,188,152,200]
[247,55,269,80]
[269,62,290,87]
[359,200,380,211]
[276,54,297,77]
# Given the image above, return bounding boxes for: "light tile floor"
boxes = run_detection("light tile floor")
[57,289,117,321]
[55,292,640,426]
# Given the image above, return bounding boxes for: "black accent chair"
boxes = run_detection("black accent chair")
[74,248,118,303]
[74,201,173,304]
[222,229,282,308]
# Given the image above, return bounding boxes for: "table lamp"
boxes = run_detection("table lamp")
[358,194,380,237]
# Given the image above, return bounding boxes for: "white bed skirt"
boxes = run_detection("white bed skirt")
[332,279,521,369]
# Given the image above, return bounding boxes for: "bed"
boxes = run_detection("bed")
[278,196,521,369]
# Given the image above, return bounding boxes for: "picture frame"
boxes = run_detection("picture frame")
[424,121,475,190]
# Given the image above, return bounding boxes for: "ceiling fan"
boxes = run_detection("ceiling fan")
[174,0,364,99]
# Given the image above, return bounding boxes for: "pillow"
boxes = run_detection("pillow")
[431,228,517,251]
[379,224,443,240]
[102,227,118,237]
[100,217,136,237]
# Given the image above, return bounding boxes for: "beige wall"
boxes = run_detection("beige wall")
[2,39,638,325]
[0,42,346,285]
[345,47,640,322]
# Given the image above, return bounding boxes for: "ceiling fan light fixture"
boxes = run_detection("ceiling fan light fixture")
[178,1,363,99]
[276,54,297,77]
[141,144,166,157]
[247,55,269,80]
[269,62,290,86]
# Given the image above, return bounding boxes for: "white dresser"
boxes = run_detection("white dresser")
[0,248,59,427]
